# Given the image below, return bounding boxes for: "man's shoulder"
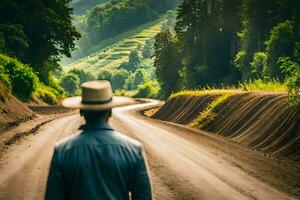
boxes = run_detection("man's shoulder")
[112,131,142,149]
[54,130,142,152]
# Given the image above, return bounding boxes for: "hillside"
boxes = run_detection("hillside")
[151,91,300,165]
[0,84,35,132]
[71,0,109,15]
[64,20,163,74]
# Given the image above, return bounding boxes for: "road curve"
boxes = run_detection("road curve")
[112,101,296,200]
[0,100,297,199]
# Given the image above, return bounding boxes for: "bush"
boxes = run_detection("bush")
[134,81,160,98]
[97,69,113,81]
[250,52,269,79]
[0,53,38,99]
[266,21,295,80]
[110,69,129,91]
[60,73,80,96]
[33,84,59,105]
[0,64,11,87]
[279,57,300,108]
[69,68,96,84]
[234,50,250,81]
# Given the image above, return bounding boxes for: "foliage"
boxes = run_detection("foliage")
[119,50,141,72]
[279,57,300,108]
[250,52,268,79]
[0,54,39,99]
[190,93,233,129]
[33,84,60,105]
[153,0,299,106]
[234,51,249,80]
[239,79,286,92]
[142,39,155,58]
[0,64,11,87]
[85,0,181,44]
[98,69,129,91]
[60,73,80,96]
[110,69,129,91]
[154,31,182,98]
[69,69,96,84]
[0,0,81,83]
[133,81,160,98]
[265,21,295,80]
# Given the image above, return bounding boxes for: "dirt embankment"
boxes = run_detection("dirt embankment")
[152,92,300,165]
[0,84,35,132]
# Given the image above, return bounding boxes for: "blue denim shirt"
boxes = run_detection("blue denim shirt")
[45,121,152,200]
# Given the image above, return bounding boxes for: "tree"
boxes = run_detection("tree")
[266,21,295,80]
[69,69,95,84]
[119,50,141,72]
[0,0,81,83]
[142,39,155,59]
[60,73,80,96]
[110,69,129,91]
[154,31,181,98]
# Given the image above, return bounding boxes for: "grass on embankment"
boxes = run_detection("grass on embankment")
[166,79,288,129]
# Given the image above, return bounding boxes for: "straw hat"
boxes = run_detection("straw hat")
[62,80,133,110]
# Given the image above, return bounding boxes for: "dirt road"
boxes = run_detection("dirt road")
[0,101,299,199]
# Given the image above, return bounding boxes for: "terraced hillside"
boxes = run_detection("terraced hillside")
[63,21,164,74]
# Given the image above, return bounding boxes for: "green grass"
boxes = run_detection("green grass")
[189,93,233,129]
[64,20,164,75]
[239,79,287,92]
[169,88,240,100]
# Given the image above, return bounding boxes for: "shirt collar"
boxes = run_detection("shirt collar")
[80,121,114,131]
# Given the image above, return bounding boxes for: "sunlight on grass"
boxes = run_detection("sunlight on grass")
[169,88,240,100]
[189,93,233,129]
[239,79,287,92]
[64,20,164,74]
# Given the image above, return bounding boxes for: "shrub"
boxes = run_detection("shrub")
[266,21,295,80]
[110,69,129,91]
[134,80,160,98]
[0,53,38,99]
[97,69,113,81]
[279,57,300,108]
[69,68,96,84]
[250,52,269,79]
[60,73,80,96]
[234,50,250,81]
[0,64,11,87]
[33,84,59,105]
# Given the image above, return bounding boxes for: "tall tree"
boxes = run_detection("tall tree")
[154,31,182,98]
[0,0,81,83]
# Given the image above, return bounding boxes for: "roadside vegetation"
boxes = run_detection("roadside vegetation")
[63,11,178,99]
[190,93,233,129]
[153,0,300,107]
[0,0,80,104]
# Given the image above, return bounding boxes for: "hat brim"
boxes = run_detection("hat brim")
[62,96,135,111]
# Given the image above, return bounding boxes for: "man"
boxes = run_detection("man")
[45,80,152,200]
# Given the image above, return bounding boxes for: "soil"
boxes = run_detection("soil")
[0,84,35,133]
[152,92,300,166]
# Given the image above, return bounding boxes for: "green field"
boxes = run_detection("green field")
[63,21,163,74]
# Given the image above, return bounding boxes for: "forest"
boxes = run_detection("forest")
[0,0,299,107]
[67,0,181,62]
[154,0,300,106]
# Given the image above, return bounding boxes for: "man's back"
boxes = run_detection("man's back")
[45,122,152,200]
